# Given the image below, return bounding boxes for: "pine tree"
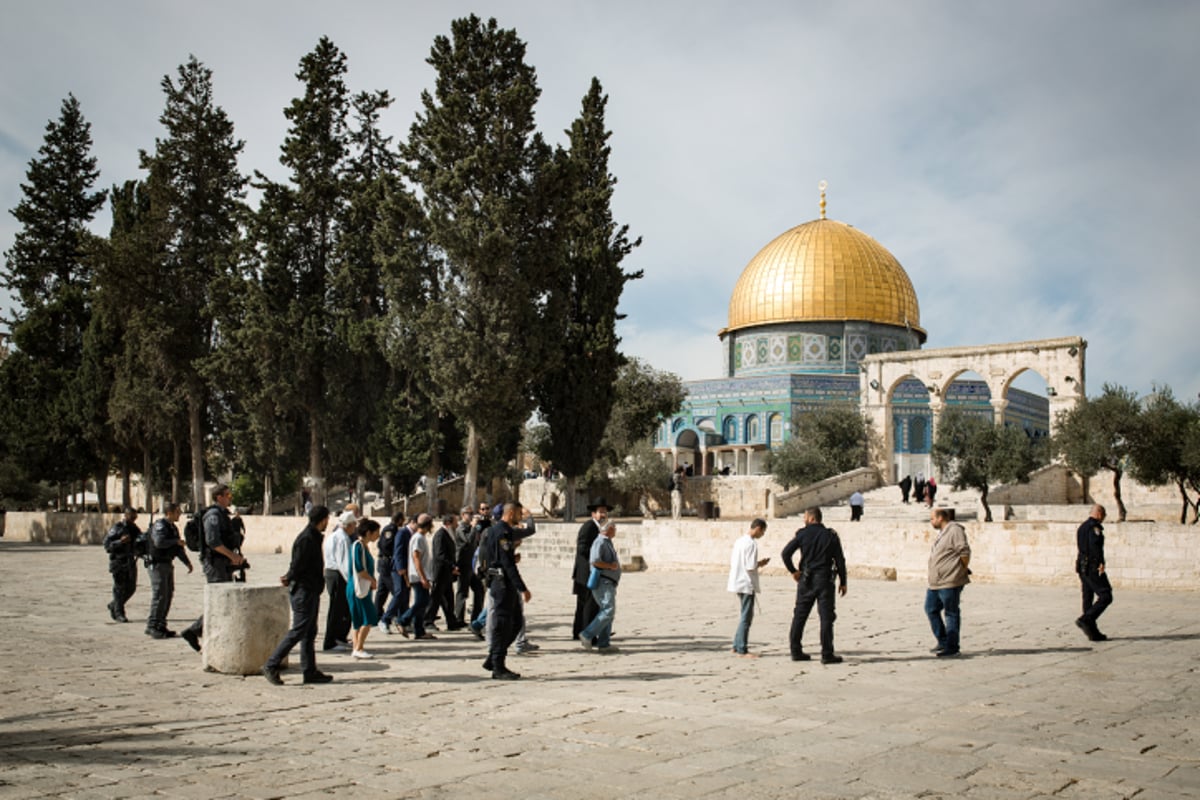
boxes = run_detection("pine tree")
[0,95,108,498]
[403,15,558,506]
[139,56,247,511]
[534,78,642,520]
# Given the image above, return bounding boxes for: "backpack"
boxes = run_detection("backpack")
[183,511,204,552]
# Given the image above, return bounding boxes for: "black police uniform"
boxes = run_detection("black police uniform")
[374,522,397,621]
[1076,516,1113,638]
[102,519,142,621]
[183,505,236,646]
[145,517,192,636]
[483,519,527,678]
[781,523,848,660]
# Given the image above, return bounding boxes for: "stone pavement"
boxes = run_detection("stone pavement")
[0,542,1197,800]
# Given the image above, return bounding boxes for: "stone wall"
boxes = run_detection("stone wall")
[7,512,1196,590]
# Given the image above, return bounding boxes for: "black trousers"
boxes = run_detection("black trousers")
[488,583,524,672]
[266,585,321,677]
[572,583,599,639]
[850,505,863,521]
[455,570,483,625]
[426,567,458,626]
[374,560,394,621]
[146,562,175,631]
[1080,571,1113,627]
[790,576,837,658]
[323,569,350,649]
[109,560,137,615]
[185,559,232,638]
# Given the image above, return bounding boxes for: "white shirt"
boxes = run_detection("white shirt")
[850,491,864,505]
[323,526,350,580]
[727,534,760,595]
[408,531,430,582]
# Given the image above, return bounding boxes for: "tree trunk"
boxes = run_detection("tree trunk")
[382,476,392,514]
[170,437,180,504]
[143,446,154,516]
[263,472,273,516]
[356,473,367,514]
[121,462,132,509]
[1177,479,1190,525]
[1112,468,1127,522]
[981,484,993,522]
[308,415,325,506]
[463,423,480,511]
[187,389,205,512]
[563,474,577,522]
[96,472,108,513]
[426,413,441,516]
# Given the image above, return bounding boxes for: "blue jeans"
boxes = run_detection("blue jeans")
[580,579,617,648]
[399,583,430,637]
[733,593,755,653]
[925,586,963,653]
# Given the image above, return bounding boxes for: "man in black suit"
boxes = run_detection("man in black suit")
[571,498,609,640]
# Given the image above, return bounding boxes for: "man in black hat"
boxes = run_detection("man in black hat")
[572,498,609,640]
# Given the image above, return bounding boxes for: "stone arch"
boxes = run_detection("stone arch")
[859,336,1086,477]
[746,414,761,443]
[722,415,738,443]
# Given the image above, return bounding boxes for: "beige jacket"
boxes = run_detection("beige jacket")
[928,521,971,589]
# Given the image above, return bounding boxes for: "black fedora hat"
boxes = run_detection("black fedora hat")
[586,497,611,512]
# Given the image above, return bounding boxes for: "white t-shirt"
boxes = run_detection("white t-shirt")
[324,527,350,580]
[727,533,760,595]
[408,531,430,582]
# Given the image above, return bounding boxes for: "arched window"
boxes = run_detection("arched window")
[769,413,783,446]
[746,414,760,442]
[723,416,738,443]
[672,417,685,432]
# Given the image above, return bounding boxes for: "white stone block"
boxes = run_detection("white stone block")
[201,583,292,675]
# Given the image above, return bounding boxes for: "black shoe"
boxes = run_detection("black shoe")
[472,627,485,640]
[482,658,493,672]
[146,628,168,639]
[791,653,812,662]
[1074,617,1092,638]
[821,654,843,665]
[262,666,283,685]
[107,601,117,620]
[181,629,201,652]
[114,613,129,623]
[492,669,521,680]
[930,645,946,653]
[936,649,961,658]
[302,671,334,684]
[161,629,178,638]
[1090,630,1108,642]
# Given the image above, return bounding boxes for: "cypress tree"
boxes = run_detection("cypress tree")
[0,95,107,500]
[535,78,641,520]
[403,15,557,506]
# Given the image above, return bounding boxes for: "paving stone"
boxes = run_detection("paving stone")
[1,543,1198,799]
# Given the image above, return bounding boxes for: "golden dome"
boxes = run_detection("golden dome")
[725,218,925,340]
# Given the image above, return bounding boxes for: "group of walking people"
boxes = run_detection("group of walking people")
[105,490,1115,681]
[727,503,1115,660]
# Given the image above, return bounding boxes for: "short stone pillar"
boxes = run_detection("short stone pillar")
[201,583,291,675]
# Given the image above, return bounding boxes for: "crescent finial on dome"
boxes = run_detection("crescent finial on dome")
[818,180,828,220]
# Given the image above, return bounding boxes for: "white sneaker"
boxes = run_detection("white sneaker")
[352,649,374,659]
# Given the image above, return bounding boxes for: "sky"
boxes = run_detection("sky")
[2,1,1198,401]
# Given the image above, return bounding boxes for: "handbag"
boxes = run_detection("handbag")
[352,543,371,599]
[586,566,600,590]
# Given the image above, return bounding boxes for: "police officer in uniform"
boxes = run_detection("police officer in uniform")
[181,484,243,652]
[145,502,193,638]
[781,506,848,664]
[481,502,531,680]
[374,513,400,624]
[1075,504,1112,642]
[102,507,143,622]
